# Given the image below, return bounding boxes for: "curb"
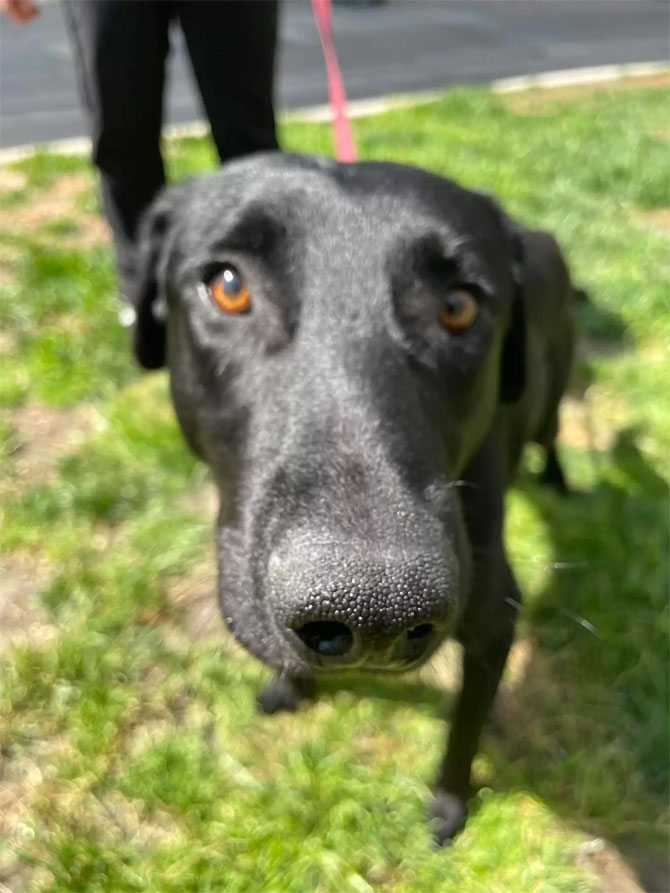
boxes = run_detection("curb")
[0,60,667,166]
[490,60,669,93]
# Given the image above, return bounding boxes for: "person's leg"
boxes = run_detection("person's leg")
[63,0,171,299]
[176,0,279,162]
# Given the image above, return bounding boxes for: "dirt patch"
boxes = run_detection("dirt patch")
[0,778,33,893]
[557,394,615,453]
[8,402,99,487]
[96,790,184,849]
[179,479,219,519]
[0,268,16,288]
[65,213,110,248]
[0,169,28,193]
[166,553,223,642]
[421,640,462,693]
[1,174,109,247]
[577,838,647,893]
[0,554,55,653]
[0,241,22,288]
[0,331,15,355]
[502,73,670,115]
[634,207,670,233]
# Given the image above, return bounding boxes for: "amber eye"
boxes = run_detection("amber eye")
[209,264,251,314]
[438,288,478,333]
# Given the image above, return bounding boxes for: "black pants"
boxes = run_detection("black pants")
[64,0,279,297]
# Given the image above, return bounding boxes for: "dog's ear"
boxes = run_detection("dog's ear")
[130,193,176,370]
[499,222,526,404]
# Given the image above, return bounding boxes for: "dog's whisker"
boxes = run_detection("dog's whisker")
[548,561,588,570]
[557,610,599,636]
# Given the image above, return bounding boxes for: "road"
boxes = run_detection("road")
[0,0,668,148]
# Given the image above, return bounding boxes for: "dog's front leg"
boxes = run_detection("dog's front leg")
[428,565,519,845]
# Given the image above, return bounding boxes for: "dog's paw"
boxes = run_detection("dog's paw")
[427,789,468,846]
[256,677,313,715]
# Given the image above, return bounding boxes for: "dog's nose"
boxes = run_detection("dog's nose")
[270,544,458,669]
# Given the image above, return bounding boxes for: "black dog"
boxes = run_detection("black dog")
[130,153,579,843]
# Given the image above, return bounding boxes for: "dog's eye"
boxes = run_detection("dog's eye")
[438,288,477,333]
[209,264,251,314]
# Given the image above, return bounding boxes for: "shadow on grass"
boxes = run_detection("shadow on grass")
[576,295,629,352]
[490,429,669,889]
[570,299,632,398]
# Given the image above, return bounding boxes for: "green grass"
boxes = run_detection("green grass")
[1,81,668,892]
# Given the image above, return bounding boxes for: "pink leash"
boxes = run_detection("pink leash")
[310,0,357,163]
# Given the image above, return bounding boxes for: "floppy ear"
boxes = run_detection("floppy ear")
[499,225,527,404]
[130,195,174,370]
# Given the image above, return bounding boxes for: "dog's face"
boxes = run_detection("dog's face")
[133,153,524,677]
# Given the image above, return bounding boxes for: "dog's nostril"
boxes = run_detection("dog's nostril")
[407,623,434,641]
[403,623,435,661]
[295,621,354,657]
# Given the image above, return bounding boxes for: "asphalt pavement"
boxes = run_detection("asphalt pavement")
[0,0,668,148]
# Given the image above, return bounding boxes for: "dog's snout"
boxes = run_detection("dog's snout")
[271,543,458,670]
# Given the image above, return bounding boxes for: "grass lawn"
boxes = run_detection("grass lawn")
[0,77,668,893]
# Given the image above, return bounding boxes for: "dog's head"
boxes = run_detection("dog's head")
[131,153,525,676]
